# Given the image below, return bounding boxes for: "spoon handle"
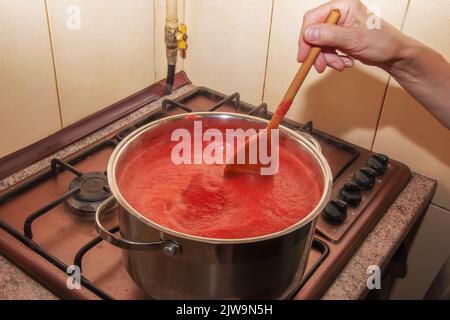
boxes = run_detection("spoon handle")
[268,9,341,130]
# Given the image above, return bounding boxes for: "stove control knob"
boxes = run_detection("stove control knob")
[323,200,347,224]
[340,181,363,207]
[361,166,378,179]
[367,154,389,175]
[353,169,375,190]
[373,153,389,166]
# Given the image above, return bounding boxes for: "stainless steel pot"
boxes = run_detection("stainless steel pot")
[95,112,332,299]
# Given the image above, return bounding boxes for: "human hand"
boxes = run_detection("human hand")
[298,0,413,73]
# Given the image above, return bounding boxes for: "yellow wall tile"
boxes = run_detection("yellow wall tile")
[183,0,273,105]
[263,0,409,148]
[46,0,156,127]
[0,0,61,159]
[154,0,185,81]
[373,0,450,209]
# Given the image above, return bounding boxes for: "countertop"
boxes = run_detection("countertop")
[0,85,436,300]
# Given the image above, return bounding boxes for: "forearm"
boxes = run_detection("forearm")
[388,38,450,129]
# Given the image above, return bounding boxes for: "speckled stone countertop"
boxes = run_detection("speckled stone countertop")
[0,85,436,300]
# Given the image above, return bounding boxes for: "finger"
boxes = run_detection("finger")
[340,55,354,68]
[298,40,311,63]
[314,52,327,73]
[304,23,360,52]
[298,0,348,63]
[324,52,346,71]
[333,52,354,66]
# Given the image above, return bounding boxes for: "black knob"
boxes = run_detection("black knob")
[323,200,347,224]
[367,154,389,175]
[340,181,363,207]
[361,166,377,178]
[353,169,375,190]
[372,153,389,165]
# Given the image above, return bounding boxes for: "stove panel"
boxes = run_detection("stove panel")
[316,153,411,243]
[0,86,411,300]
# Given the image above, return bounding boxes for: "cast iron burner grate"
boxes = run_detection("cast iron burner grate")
[47,158,112,217]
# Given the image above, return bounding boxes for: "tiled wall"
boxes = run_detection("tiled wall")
[0,0,61,159]
[46,0,156,127]
[183,0,273,105]
[1,0,449,297]
[373,0,450,210]
[0,0,173,158]
[372,0,450,299]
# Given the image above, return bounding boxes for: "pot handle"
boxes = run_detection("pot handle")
[299,132,322,153]
[95,196,180,256]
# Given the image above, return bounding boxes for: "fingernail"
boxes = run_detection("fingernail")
[330,62,340,70]
[344,60,353,67]
[305,27,319,41]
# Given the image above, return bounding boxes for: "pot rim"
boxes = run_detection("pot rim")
[107,112,333,244]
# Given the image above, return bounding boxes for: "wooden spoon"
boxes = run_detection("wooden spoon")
[224,9,341,177]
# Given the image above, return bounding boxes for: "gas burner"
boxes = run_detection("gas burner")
[66,171,111,217]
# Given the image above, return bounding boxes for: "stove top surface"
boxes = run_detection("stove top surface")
[0,86,411,299]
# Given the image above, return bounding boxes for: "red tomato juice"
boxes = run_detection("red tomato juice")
[116,125,324,239]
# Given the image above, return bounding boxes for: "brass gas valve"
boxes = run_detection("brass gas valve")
[176,23,188,59]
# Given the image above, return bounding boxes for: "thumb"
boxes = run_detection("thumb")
[304,24,359,51]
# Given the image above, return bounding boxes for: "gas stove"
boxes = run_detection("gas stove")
[0,82,411,300]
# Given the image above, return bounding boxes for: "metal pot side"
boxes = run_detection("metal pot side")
[100,112,333,299]
[119,203,316,299]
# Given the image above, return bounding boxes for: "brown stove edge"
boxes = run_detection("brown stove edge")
[295,160,418,299]
[0,227,100,300]
[0,72,191,180]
